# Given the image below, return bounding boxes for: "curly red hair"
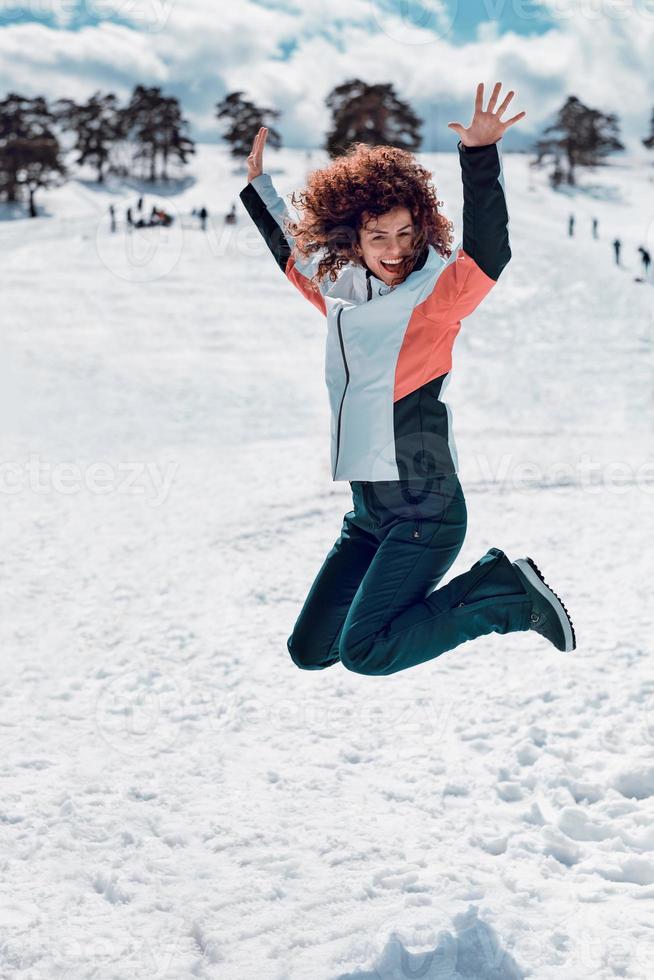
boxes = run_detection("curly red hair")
[285,142,454,292]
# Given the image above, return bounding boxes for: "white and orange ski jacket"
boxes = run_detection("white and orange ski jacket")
[239,140,510,482]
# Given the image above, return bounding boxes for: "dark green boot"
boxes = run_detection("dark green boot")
[512,557,576,652]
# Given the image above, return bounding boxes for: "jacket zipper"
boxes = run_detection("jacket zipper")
[333,306,350,479]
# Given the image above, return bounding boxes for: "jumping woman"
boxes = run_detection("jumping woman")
[239,81,576,677]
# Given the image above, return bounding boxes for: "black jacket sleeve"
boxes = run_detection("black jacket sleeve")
[458,140,511,281]
[239,176,292,273]
[238,173,330,314]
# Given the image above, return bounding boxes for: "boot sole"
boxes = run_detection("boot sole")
[514,557,577,652]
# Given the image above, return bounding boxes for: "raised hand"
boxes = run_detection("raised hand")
[247,126,268,182]
[448,82,526,147]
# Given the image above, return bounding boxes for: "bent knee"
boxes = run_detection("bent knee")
[286,633,334,671]
[338,632,377,675]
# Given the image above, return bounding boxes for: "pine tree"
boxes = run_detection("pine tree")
[156,95,195,180]
[0,93,33,202]
[54,91,126,183]
[123,85,195,182]
[216,92,281,159]
[0,93,66,216]
[535,95,624,185]
[324,79,422,158]
[643,108,654,150]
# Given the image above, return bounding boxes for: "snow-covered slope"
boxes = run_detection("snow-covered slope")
[1,143,653,979]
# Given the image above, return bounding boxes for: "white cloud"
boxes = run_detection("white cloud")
[0,0,651,151]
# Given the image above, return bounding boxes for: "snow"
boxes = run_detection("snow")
[1,143,653,979]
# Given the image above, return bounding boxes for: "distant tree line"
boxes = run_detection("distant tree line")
[2,78,654,217]
[219,83,654,190]
[0,85,195,216]
[215,80,422,161]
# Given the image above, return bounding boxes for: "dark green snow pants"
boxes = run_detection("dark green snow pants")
[286,474,533,676]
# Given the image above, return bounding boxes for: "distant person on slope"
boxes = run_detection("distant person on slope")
[239,81,576,678]
[592,217,598,239]
[613,238,621,266]
[568,214,575,237]
[638,246,651,279]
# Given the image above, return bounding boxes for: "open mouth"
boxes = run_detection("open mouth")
[380,258,405,273]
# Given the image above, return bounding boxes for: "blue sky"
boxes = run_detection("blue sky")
[0,0,652,152]
[377,0,557,41]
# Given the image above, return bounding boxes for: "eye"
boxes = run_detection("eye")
[372,231,411,241]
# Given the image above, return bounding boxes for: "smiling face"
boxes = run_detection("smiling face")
[355,206,415,286]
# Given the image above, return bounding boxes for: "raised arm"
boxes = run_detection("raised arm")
[458,139,510,281]
[422,82,526,322]
[238,127,329,316]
